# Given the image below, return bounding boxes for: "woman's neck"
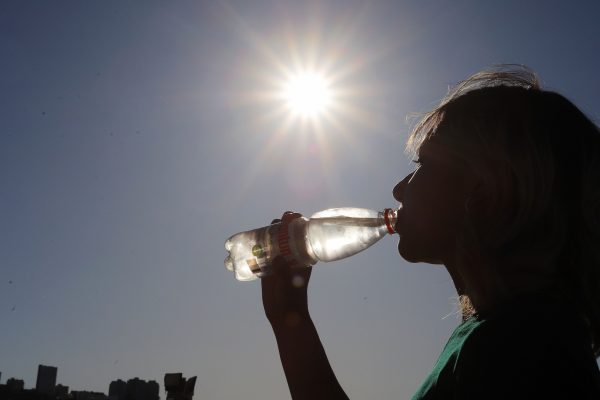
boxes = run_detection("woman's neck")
[445,253,560,317]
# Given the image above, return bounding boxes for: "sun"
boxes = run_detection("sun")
[281,71,332,118]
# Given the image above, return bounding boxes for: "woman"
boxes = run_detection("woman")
[261,66,600,399]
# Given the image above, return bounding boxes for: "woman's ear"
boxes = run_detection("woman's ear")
[464,177,487,217]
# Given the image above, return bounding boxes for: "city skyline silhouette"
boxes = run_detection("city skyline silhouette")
[0,364,196,400]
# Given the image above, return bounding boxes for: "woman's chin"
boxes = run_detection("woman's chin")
[397,238,421,263]
[397,237,442,265]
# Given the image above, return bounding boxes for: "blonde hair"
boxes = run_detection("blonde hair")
[408,66,600,356]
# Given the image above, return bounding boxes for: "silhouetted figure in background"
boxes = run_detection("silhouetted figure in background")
[261,66,600,399]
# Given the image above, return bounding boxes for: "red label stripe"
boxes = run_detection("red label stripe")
[278,217,296,263]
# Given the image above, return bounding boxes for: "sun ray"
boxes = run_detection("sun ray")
[219,2,392,208]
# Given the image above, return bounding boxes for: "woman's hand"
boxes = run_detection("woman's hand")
[261,212,313,327]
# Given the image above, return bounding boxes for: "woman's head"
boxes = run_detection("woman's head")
[398,66,600,354]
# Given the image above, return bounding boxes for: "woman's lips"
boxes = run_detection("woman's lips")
[394,209,403,235]
[394,204,404,234]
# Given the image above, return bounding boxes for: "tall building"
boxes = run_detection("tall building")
[164,373,196,400]
[126,377,146,400]
[109,379,127,400]
[36,364,57,395]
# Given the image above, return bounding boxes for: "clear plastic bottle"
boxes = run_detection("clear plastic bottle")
[224,207,397,281]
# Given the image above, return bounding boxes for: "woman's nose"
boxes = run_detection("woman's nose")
[393,173,412,202]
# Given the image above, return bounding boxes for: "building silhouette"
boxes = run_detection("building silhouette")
[71,390,108,400]
[145,381,159,400]
[55,383,70,399]
[35,364,57,396]
[0,378,30,399]
[6,378,25,393]
[108,379,127,400]
[164,373,196,400]
[108,377,159,400]
[0,364,197,400]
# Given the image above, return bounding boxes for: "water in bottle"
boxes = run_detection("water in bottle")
[224,207,398,281]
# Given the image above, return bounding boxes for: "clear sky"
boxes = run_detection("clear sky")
[1,1,599,399]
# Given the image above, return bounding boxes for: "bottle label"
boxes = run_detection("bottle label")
[252,244,265,258]
[244,224,280,276]
[246,258,261,273]
[248,244,269,273]
[277,217,298,267]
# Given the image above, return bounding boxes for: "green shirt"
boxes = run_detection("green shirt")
[411,296,600,399]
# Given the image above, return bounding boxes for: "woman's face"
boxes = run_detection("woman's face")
[393,138,475,265]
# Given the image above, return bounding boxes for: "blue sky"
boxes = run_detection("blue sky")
[1,1,599,399]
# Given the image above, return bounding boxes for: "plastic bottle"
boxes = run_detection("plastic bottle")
[224,207,397,281]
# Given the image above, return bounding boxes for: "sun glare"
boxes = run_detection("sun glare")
[282,72,332,118]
